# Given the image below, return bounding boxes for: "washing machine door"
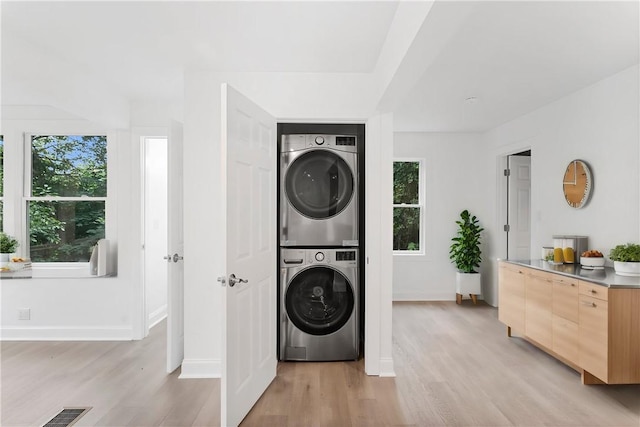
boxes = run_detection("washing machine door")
[285,266,355,336]
[284,150,354,219]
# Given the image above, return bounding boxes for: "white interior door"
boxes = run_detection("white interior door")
[167,120,185,373]
[507,155,531,260]
[221,84,277,427]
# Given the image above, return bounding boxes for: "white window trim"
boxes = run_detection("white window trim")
[393,158,425,256]
[18,132,114,276]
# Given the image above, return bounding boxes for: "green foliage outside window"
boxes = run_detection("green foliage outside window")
[393,161,421,251]
[30,135,106,262]
[0,136,4,231]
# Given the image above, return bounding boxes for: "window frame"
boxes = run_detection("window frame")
[21,132,111,270]
[392,158,425,256]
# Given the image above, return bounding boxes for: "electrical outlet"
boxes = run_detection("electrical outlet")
[18,308,30,320]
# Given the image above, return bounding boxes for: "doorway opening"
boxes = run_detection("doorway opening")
[506,150,531,260]
[141,136,169,336]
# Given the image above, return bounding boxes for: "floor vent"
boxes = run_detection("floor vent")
[43,407,91,427]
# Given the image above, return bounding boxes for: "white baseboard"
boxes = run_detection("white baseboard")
[180,358,221,378]
[378,357,396,377]
[148,305,167,329]
[1,326,133,341]
[393,292,484,301]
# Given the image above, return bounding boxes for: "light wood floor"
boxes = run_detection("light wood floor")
[3,302,639,426]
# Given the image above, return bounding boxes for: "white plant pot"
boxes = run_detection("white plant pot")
[613,261,640,277]
[0,253,11,263]
[456,271,482,295]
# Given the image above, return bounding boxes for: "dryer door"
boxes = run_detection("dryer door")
[285,266,355,336]
[284,150,354,219]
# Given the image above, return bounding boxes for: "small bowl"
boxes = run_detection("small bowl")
[580,257,605,268]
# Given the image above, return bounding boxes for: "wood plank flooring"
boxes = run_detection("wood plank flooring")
[2,301,639,426]
[1,322,220,427]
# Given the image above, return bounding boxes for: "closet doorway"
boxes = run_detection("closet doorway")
[142,136,169,334]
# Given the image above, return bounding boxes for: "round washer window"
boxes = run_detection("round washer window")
[285,266,354,336]
[285,150,354,219]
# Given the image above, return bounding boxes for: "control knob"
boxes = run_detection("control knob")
[315,136,325,145]
[315,252,325,262]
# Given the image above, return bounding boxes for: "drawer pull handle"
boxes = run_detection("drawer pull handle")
[581,301,596,307]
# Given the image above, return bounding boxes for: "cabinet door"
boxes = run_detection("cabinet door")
[499,263,525,333]
[552,314,579,364]
[579,295,608,383]
[525,272,552,349]
[553,278,579,322]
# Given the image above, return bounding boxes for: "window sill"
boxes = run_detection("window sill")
[29,263,116,279]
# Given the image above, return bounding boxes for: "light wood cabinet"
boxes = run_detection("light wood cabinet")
[525,270,552,349]
[498,261,640,385]
[551,275,579,364]
[578,292,608,382]
[498,262,525,334]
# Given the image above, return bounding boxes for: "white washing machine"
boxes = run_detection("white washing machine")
[280,248,359,361]
[280,134,358,247]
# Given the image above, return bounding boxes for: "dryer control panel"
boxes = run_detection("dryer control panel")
[281,134,358,153]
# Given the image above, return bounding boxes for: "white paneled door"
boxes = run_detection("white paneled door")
[507,155,531,260]
[221,84,277,427]
[167,120,185,373]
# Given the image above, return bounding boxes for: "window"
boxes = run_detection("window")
[26,135,107,262]
[393,160,423,253]
[0,135,4,230]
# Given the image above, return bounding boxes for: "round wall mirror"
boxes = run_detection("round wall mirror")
[562,159,592,208]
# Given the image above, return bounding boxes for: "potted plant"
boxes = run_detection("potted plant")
[609,243,640,277]
[449,210,484,304]
[0,232,19,262]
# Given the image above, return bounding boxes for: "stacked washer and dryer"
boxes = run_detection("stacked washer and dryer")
[279,133,360,361]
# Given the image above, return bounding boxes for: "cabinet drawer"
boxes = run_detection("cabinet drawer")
[579,295,609,382]
[552,314,579,365]
[579,281,608,301]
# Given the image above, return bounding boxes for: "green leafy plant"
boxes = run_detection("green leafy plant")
[449,210,484,273]
[609,243,640,262]
[0,232,19,253]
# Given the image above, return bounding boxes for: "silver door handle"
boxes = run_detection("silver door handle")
[172,254,184,263]
[228,273,248,287]
[163,255,172,262]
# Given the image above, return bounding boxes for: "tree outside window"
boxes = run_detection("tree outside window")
[393,160,423,252]
[0,136,4,231]
[28,135,106,262]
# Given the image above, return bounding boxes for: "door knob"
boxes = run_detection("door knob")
[228,273,248,287]
[172,254,184,263]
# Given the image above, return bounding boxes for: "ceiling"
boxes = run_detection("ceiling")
[2,1,639,132]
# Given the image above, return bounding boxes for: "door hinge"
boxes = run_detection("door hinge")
[504,168,510,176]
[504,224,510,232]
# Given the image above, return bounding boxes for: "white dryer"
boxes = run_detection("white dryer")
[280,248,359,361]
[280,134,358,247]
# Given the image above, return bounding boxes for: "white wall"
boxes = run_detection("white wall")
[392,133,491,301]
[0,111,138,340]
[393,65,639,307]
[483,64,640,305]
